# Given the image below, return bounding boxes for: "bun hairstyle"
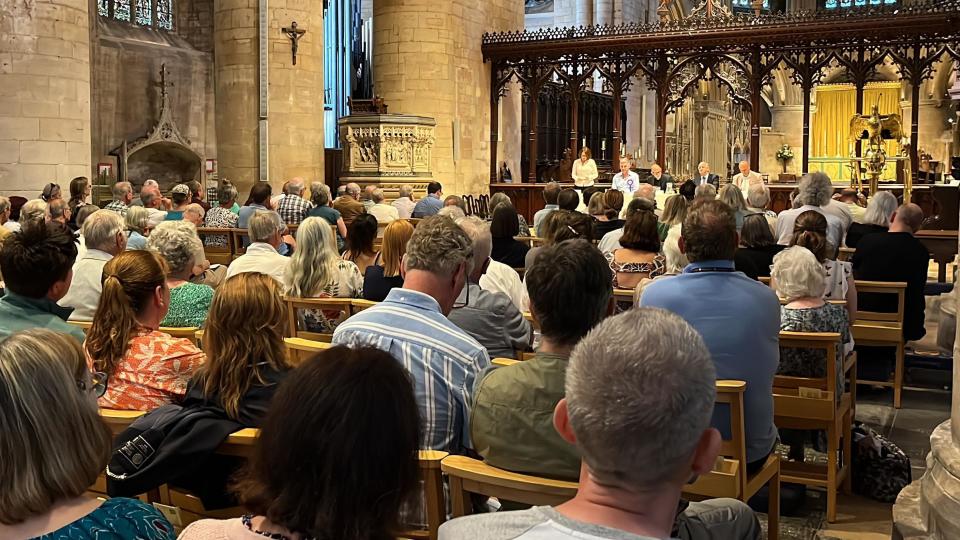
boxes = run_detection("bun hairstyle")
[790,210,829,262]
[602,190,625,221]
[84,250,168,376]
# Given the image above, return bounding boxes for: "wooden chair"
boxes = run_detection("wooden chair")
[492,357,520,367]
[613,288,635,306]
[196,227,236,265]
[400,450,449,540]
[282,296,356,342]
[684,380,780,540]
[441,455,578,517]
[284,336,332,365]
[159,326,201,347]
[513,236,544,248]
[230,229,249,257]
[92,409,146,497]
[774,331,856,523]
[350,299,378,313]
[837,247,856,262]
[851,280,907,408]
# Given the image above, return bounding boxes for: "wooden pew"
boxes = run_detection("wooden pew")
[684,380,780,540]
[492,357,520,368]
[196,227,236,265]
[69,321,200,347]
[851,280,907,408]
[514,236,544,248]
[441,455,578,516]
[613,288,635,307]
[283,336,332,365]
[837,247,856,262]
[92,409,147,498]
[282,296,356,342]
[774,331,856,523]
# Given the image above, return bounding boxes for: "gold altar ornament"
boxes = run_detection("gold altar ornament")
[847,101,907,200]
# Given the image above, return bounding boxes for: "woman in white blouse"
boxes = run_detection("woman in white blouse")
[571,147,598,188]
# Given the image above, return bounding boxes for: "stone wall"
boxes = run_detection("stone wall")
[0,0,92,199]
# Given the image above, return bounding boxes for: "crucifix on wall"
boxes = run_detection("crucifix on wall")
[281,21,306,66]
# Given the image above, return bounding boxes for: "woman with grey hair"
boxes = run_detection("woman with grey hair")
[203,182,240,247]
[718,184,747,231]
[488,191,531,237]
[125,206,151,250]
[771,245,853,462]
[845,191,898,248]
[746,183,777,235]
[147,221,214,327]
[307,182,348,251]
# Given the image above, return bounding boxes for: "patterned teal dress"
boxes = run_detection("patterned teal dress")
[34,497,175,539]
[161,282,215,327]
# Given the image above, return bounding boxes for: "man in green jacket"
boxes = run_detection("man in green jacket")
[470,239,612,480]
[0,221,85,343]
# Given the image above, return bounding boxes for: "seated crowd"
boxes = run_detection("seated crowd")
[0,168,931,540]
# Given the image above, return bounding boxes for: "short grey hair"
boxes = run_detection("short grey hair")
[488,192,512,215]
[747,184,771,208]
[862,191,898,228]
[456,216,492,266]
[183,203,205,222]
[634,183,656,202]
[566,308,716,488]
[346,183,361,196]
[218,183,238,205]
[310,182,331,206]
[125,206,149,234]
[437,206,466,220]
[143,179,159,189]
[112,182,132,200]
[694,183,716,200]
[147,220,203,275]
[772,245,826,301]
[140,188,158,207]
[798,172,834,207]
[249,211,283,243]
[371,188,385,204]
[285,178,305,195]
[20,199,47,224]
[47,199,69,221]
[403,215,473,277]
[82,210,124,251]
[398,184,414,198]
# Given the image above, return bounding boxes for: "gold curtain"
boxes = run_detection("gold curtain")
[811,82,901,181]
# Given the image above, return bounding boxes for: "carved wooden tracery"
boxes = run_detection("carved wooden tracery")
[482,0,960,182]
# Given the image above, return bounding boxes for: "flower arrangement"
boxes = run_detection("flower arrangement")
[776,144,794,173]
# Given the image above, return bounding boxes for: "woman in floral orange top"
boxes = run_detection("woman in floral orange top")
[84,250,205,411]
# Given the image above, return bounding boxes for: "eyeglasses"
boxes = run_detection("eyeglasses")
[452,279,471,309]
[77,371,108,398]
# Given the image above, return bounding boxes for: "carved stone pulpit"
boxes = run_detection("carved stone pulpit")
[337,114,436,199]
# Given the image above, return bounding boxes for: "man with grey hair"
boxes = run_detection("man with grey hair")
[226,210,290,284]
[775,171,846,249]
[367,187,399,224]
[140,185,169,228]
[361,184,377,211]
[130,178,159,207]
[392,184,417,219]
[45,199,71,226]
[333,215,490,454]
[275,177,314,225]
[104,182,133,216]
[440,308,760,540]
[182,203,205,227]
[59,210,127,321]
[695,161,719,188]
[448,217,531,359]
[732,159,762,198]
[633,182,659,218]
[333,182,365,226]
[694,182,716,200]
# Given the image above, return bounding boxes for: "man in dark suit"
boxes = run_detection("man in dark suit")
[695,161,720,188]
[646,163,674,192]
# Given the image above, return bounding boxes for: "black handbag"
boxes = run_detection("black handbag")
[851,421,912,502]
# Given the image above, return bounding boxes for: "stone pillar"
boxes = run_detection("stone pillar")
[0,0,91,199]
[374,0,523,196]
[214,0,324,198]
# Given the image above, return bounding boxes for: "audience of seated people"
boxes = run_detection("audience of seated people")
[641,199,780,472]
[285,217,363,333]
[776,172,846,251]
[0,329,176,539]
[363,219,413,301]
[443,309,760,540]
[148,221,215,328]
[789,210,858,321]
[448,217,532,359]
[412,181,445,218]
[85,250,205,410]
[226,211,290,284]
[734,213,786,281]
[60,210,126,321]
[845,190,897,248]
[490,203,530,269]
[341,213,379,275]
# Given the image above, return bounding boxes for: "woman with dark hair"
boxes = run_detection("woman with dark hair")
[342,213,379,275]
[490,204,529,268]
[179,346,421,540]
[734,213,786,281]
[67,176,91,230]
[604,210,664,291]
[593,190,625,240]
[790,210,857,320]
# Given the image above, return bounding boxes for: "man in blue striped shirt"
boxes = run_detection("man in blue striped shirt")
[333,215,490,454]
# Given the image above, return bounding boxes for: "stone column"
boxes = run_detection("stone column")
[374,0,523,196]
[214,0,324,198]
[0,0,91,199]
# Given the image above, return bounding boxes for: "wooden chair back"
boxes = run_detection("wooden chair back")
[230,229,249,256]
[196,227,236,265]
[853,280,906,323]
[441,455,578,517]
[492,357,520,367]
[282,296,356,342]
[775,331,842,395]
[160,326,201,347]
[284,336,332,365]
[613,288,634,306]
[837,247,855,262]
[514,236,543,248]
[350,299,378,313]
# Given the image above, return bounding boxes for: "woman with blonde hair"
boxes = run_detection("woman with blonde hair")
[0,329,175,538]
[658,194,687,240]
[85,250,205,411]
[718,184,748,231]
[125,206,151,250]
[363,219,413,301]
[285,217,363,332]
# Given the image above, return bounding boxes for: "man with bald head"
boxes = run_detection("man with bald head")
[275,177,314,225]
[334,182,366,226]
[646,163,674,192]
[695,162,719,188]
[732,160,762,198]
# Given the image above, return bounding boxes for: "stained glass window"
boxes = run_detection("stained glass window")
[113,0,131,21]
[733,0,770,8]
[101,0,173,31]
[135,0,152,26]
[156,0,174,30]
[97,0,109,17]
[824,0,897,8]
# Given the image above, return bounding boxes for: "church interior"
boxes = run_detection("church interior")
[3,0,960,539]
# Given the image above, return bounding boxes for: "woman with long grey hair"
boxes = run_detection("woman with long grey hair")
[845,190,898,248]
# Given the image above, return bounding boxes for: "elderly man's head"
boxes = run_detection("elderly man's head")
[346,183,361,199]
[746,184,771,209]
[798,172,834,207]
[444,195,465,211]
[560,308,718,491]
[738,160,750,175]
[82,210,126,255]
[402,215,473,316]
[285,178,306,196]
[891,203,924,234]
[183,203,205,226]
[361,185,377,202]
[650,163,663,176]
[112,182,133,204]
[456,217,493,281]
[694,183,716,200]
[634,183,656,203]
[680,199,737,263]
[371,188,386,204]
[141,186,162,209]
[697,162,711,176]
[249,211,284,248]
[398,184,414,199]
[45,199,70,224]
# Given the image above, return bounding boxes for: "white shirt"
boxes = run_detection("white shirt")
[775,205,845,249]
[571,158,598,187]
[611,171,641,194]
[145,208,168,228]
[733,171,763,197]
[479,259,528,312]
[598,228,625,253]
[823,199,853,231]
[368,203,399,224]
[392,197,416,219]
[59,248,114,321]
[226,242,290,284]
[3,221,20,233]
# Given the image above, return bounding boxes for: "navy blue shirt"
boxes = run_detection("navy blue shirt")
[640,259,780,463]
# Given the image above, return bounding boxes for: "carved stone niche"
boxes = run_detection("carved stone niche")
[338,114,436,197]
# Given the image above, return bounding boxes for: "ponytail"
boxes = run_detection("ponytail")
[790,210,829,262]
